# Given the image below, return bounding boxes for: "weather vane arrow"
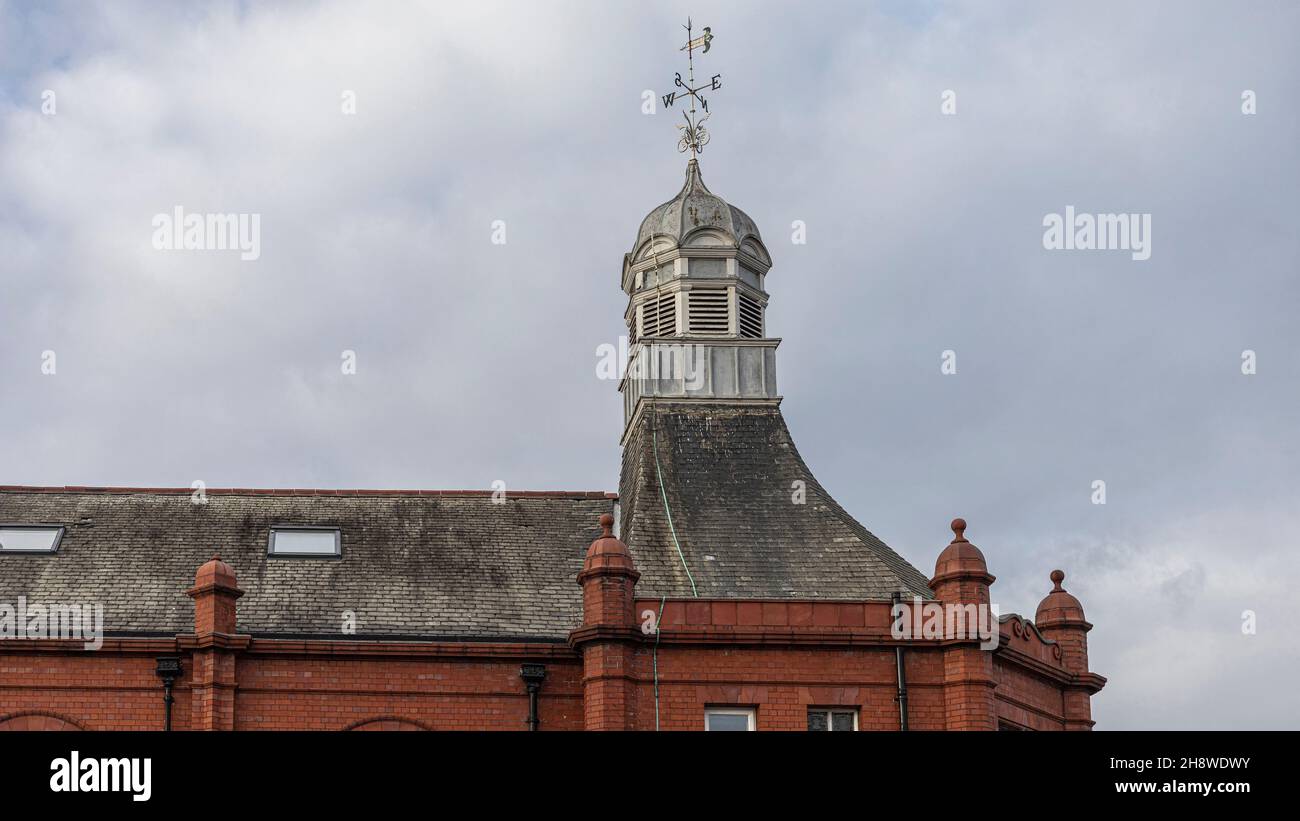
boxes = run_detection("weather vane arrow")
[660,18,721,159]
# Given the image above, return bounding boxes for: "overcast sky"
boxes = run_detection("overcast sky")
[2,0,1297,729]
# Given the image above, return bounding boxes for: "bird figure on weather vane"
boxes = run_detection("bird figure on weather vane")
[661,18,721,159]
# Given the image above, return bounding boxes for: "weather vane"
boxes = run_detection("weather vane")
[661,18,721,159]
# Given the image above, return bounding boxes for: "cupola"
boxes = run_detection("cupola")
[619,161,780,430]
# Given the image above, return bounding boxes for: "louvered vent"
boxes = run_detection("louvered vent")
[738,292,764,338]
[688,290,730,336]
[641,292,676,337]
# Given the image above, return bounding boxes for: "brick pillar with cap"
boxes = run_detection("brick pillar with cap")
[186,553,246,730]
[1036,569,1099,730]
[930,518,998,730]
[569,513,641,731]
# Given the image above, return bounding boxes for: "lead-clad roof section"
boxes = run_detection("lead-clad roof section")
[633,159,763,257]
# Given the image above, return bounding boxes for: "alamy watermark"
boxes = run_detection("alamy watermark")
[891,595,1000,650]
[596,336,706,390]
[1042,205,1151,261]
[0,597,103,650]
[151,206,261,261]
[50,751,151,802]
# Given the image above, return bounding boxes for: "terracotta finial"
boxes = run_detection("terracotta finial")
[1036,568,1086,639]
[578,512,638,586]
[211,552,221,562]
[950,518,967,542]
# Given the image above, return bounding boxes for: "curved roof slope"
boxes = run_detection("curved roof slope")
[619,405,935,600]
[0,488,613,641]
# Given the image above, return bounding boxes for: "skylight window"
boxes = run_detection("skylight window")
[268,527,340,557]
[0,526,65,553]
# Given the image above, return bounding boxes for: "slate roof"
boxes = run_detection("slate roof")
[0,488,613,641]
[0,405,933,641]
[619,404,935,600]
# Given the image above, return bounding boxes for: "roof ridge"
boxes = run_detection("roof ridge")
[0,485,617,499]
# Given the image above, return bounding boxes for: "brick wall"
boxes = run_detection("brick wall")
[0,645,177,730]
[0,554,1102,731]
[0,621,1090,731]
[0,640,583,731]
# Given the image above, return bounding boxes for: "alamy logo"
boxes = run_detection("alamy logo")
[0,597,103,650]
[891,595,1000,650]
[151,206,261,261]
[1042,205,1151,261]
[50,751,151,802]
[596,337,706,390]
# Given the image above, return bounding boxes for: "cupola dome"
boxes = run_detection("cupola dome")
[633,159,763,258]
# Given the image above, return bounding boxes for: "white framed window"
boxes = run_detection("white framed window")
[268,527,340,557]
[807,708,858,732]
[705,707,756,731]
[0,525,65,553]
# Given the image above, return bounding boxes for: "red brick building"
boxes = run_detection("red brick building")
[0,161,1104,731]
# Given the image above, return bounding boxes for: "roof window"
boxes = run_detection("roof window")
[268,527,340,557]
[0,526,64,553]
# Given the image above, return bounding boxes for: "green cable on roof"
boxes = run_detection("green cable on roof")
[651,410,698,598]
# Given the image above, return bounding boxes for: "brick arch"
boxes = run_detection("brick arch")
[342,716,430,731]
[0,711,87,731]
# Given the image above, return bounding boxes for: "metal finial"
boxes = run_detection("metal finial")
[661,19,721,159]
